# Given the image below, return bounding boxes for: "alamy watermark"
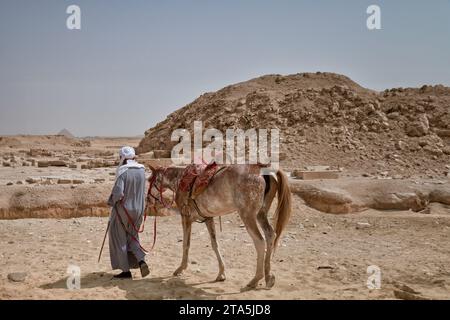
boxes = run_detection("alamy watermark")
[367,5,381,30]
[66,264,81,290]
[170,121,280,171]
[65,5,381,32]
[66,5,81,30]
[366,265,381,290]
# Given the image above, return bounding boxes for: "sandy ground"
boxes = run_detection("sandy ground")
[1,198,449,300]
[1,135,449,299]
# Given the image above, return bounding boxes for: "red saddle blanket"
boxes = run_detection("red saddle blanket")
[178,162,221,198]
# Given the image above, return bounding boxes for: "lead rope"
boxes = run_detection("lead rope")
[144,177,158,252]
[113,202,148,253]
[120,174,159,254]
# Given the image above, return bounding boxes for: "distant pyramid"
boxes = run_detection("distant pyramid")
[57,129,75,138]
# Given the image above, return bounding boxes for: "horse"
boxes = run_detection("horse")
[147,164,292,289]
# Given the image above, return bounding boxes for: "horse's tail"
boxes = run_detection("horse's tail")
[273,169,292,249]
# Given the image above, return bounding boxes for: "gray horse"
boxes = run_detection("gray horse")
[147,164,292,289]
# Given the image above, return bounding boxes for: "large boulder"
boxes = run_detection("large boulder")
[429,189,450,205]
[8,272,27,283]
[406,114,429,137]
[290,183,362,214]
[371,192,428,212]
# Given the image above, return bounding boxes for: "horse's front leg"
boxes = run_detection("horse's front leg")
[205,218,226,282]
[173,215,192,276]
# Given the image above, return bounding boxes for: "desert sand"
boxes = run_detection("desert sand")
[1,201,449,300]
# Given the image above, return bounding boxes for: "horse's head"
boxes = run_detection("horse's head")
[147,165,176,214]
[147,165,165,210]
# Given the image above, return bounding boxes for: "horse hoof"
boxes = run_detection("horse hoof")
[173,268,185,276]
[244,279,260,289]
[265,274,275,288]
[215,274,226,282]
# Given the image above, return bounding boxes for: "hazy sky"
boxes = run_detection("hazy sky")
[1,0,449,136]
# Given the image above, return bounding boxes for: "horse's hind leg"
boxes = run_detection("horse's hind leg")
[174,215,192,276]
[257,211,276,288]
[239,210,265,289]
[205,218,226,282]
[257,176,278,288]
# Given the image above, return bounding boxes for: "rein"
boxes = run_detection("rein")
[116,195,157,254]
[115,170,166,254]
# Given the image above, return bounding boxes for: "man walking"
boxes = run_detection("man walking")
[107,146,150,279]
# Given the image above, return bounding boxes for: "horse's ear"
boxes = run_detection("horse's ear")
[148,165,156,173]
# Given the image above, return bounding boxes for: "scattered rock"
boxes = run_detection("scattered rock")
[422,145,443,156]
[48,160,68,167]
[434,129,450,138]
[317,265,334,270]
[406,114,429,137]
[57,179,72,185]
[442,146,450,155]
[37,161,49,168]
[28,148,52,157]
[7,272,27,283]
[81,159,118,169]
[395,141,407,150]
[356,222,371,229]
[25,178,38,184]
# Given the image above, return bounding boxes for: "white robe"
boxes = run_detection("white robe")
[108,163,147,271]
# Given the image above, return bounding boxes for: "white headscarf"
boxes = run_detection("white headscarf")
[115,146,145,180]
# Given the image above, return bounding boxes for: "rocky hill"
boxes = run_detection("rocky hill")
[137,72,450,178]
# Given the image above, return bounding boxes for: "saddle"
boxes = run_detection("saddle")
[176,162,225,219]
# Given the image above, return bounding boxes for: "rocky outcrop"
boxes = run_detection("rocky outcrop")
[371,192,428,212]
[0,184,112,219]
[290,179,449,214]
[429,189,450,205]
[137,72,450,178]
[290,183,362,214]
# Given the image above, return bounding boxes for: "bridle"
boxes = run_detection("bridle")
[147,167,175,211]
